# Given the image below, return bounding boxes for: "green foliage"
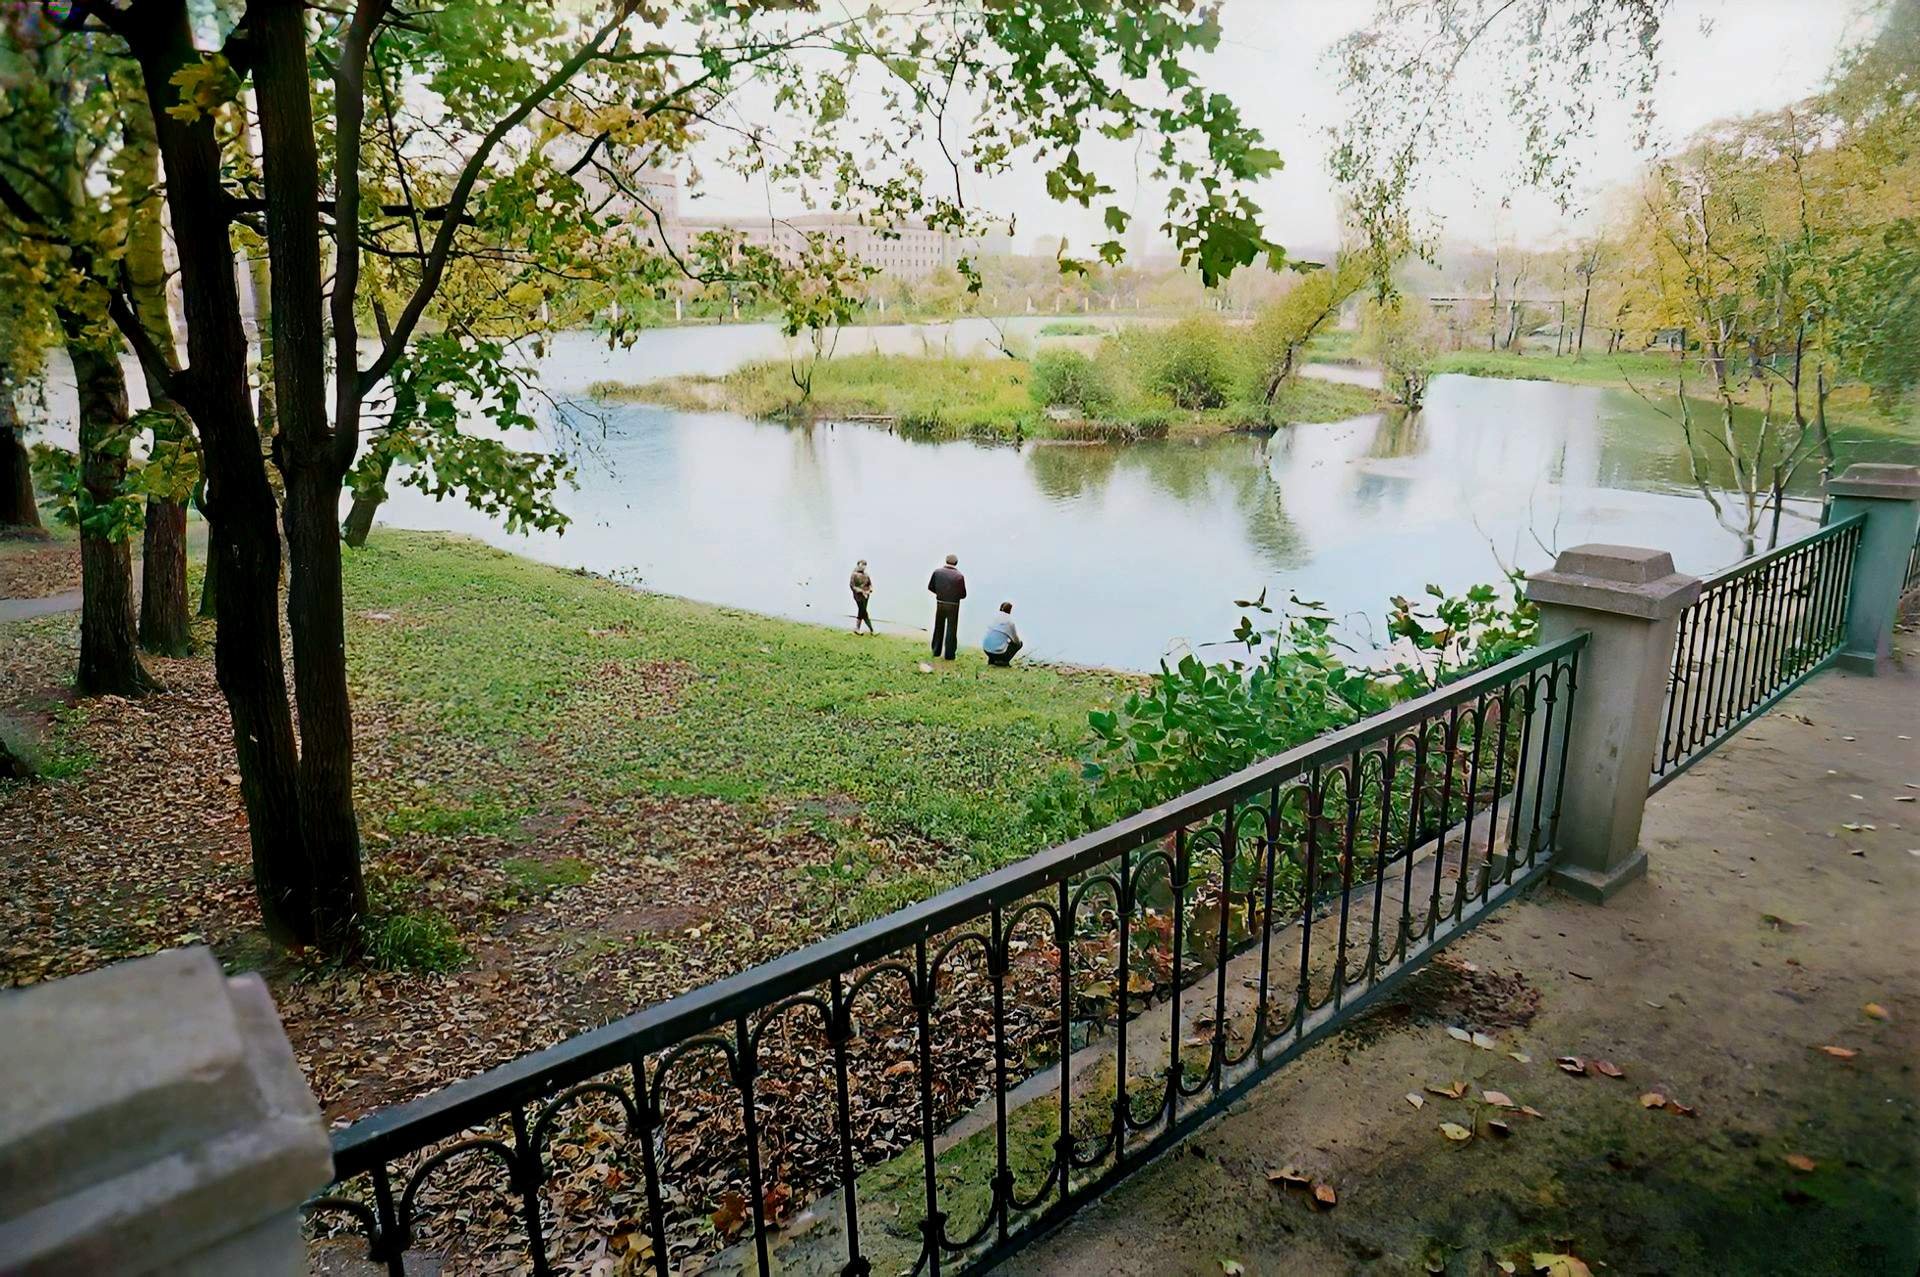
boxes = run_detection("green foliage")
[1358,295,1442,407]
[1145,315,1235,410]
[1038,320,1103,336]
[1386,576,1540,694]
[1245,256,1369,405]
[1046,579,1538,829]
[1028,349,1115,414]
[1062,592,1392,825]
[348,334,572,535]
[29,444,144,543]
[358,869,469,973]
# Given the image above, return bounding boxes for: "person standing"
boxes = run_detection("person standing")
[982,601,1023,666]
[849,559,875,634]
[927,553,966,660]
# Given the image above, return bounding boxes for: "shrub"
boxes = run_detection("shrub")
[1148,315,1234,410]
[1028,349,1115,414]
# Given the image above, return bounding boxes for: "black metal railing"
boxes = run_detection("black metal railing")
[1652,514,1863,790]
[1904,524,1920,598]
[304,635,1586,1277]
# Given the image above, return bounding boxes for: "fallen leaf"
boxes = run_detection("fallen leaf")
[1593,1060,1625,1079]
[1405,1092,1425,1110]
[1498,1262,1518,1275]
[710,1190,750,1238]
[1426,1080,1469,1100]
[1266,1165,1310,1188]
[1311,1182,1337,1209]
[1639,1092,1667,1108]
[1488,1118,1513,1138]
[1664,1099,1698,1117]
[1817,1045,1859,1060]
[1556,1056,1587,1075]
[1220,1261,1246,1276]
[1784,1153,1817,1173]
[1864,1003,1890,1021]
[1519,1105,1545,1119]
[1533,1254,1594,1277]
[1509,1051,1533,1064]
[1761,913,1807,931]
[1439,1121,1473,1142]
[1483,1090,1516,1109]
[1471,1031,1499,1050]
[1446,1025,1472,1043]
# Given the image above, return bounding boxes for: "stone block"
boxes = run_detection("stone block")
[0,948,333,1276]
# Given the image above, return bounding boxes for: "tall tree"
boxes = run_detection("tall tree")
[0,15,158,695]
[122,82,196,656]
[12,0,1288,954]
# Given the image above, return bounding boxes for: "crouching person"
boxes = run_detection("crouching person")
[982,601,1024,667]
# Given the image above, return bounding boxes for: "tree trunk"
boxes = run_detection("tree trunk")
[1,375,40,532]
[0,731,30,780]
[134,0,314,946]
[256,0,366,948]
[1574,279,1592,359]
[341,461,388,548]
[66,340,159,698]
[126,92,194,656]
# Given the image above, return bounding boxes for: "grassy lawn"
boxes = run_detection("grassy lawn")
[1,529,1130,1122]
[344,532,1123,915]
[1427,348,1914,438]
[592,350,1382,441]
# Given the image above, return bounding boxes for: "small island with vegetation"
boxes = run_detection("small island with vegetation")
[590,314,1385,441]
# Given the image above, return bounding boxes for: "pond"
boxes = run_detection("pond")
[369,326,1920,672]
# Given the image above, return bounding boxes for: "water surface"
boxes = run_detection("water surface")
[379,342,1917,670]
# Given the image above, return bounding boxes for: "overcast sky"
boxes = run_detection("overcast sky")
[683,0,1875,259]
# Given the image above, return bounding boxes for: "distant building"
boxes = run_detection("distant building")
[603,170,999,283]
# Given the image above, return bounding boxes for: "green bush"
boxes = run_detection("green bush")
[358,868,469,972]
[1028,349,1116,414]
[1148,315,1234,410]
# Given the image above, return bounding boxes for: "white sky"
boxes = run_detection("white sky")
[685,0,1875,258]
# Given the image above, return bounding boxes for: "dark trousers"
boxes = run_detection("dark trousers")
[986,639,1023,667]
[931,602,959,659]
[852,590,872,631]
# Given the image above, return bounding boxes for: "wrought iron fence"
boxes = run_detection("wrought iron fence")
[1904,524,1920,598]
[304,635,1586,1277]
[1652,514,1863,790]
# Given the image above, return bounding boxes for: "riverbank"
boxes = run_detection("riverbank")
[1,529,1125,1121]
[590,350,1384,440]
[1427,348,1914,438]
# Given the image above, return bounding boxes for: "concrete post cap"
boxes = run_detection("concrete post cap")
[0,947,333,1276]
[1829,463,1920,501]
[1526,543,1703,620]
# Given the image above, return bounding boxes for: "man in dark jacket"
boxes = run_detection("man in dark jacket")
[927,554,966,660]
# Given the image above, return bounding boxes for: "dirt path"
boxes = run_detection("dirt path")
[1003,633,1920,1275]
[0,589,80,623]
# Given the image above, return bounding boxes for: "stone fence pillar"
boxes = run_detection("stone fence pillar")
[1828,463,1920,676]
[0,947,333,1275]
[1525,546,1701,904]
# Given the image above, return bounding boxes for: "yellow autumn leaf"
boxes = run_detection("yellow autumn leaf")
[1532,1253,1594,1277]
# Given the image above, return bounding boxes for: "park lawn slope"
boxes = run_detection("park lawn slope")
[592,350,1382,441]
[1427,348,1915,439]
[0,529,1124,1122]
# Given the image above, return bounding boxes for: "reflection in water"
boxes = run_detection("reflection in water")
[365,334,1916,672]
